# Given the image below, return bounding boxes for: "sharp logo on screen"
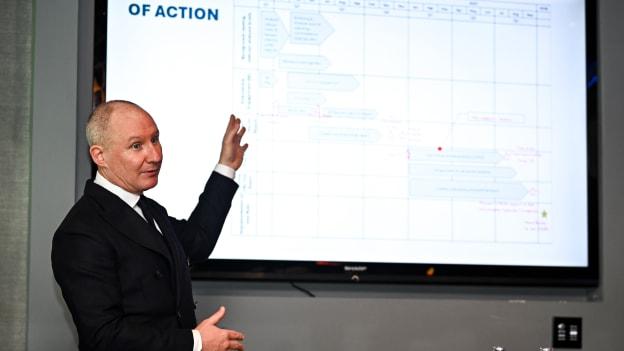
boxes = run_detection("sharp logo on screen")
[344,266,367,272]
[128,3,219,21]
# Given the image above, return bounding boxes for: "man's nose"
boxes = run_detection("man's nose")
[146,143,162,163]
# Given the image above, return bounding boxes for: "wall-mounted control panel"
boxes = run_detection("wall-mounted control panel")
[552,317,582,348]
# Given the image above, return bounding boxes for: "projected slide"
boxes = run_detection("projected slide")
[107,0,589,267]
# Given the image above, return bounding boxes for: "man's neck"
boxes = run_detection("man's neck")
[94,171,141,208]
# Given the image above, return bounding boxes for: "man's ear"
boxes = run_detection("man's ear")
[89,145,107,168]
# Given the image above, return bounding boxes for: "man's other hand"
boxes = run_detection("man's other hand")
[195,306,245,351]
[219,115,248,170]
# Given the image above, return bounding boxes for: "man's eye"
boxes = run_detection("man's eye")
[131,143,141,150]
[151,136,159,144]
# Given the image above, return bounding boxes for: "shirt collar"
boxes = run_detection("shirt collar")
[94,172,141,209]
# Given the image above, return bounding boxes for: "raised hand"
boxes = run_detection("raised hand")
[219,114,248,170]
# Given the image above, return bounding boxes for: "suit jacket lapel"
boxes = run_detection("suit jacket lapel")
[85,181,173,267]
[152,213,183,308]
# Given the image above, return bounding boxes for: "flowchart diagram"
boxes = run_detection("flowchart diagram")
[227,0,554,251]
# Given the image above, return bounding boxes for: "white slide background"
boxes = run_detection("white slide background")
[107,0,588,267]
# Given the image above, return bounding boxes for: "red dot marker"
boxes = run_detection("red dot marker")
[437,146,443,151]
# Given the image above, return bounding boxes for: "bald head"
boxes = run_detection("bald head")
[86,100,146,147]
[87,100,162,193]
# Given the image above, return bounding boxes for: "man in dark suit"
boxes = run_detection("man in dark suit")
[52,100,247,351]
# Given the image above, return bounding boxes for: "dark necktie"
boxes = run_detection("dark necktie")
[137,195,180,297]
[137,195,160,234]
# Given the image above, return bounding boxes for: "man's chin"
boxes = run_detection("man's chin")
[141,177,159,192]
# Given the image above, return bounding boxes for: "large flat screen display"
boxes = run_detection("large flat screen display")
[97,0,599,285]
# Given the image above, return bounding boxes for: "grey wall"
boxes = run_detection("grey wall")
[1,1,32,350]
[29,0,79,349]
[29,1,624,350]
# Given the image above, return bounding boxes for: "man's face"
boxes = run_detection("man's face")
[98,106,163,194]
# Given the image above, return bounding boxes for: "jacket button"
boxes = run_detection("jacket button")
[154,270,163,279]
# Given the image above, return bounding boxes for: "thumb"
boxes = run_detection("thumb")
[205,306,226,325]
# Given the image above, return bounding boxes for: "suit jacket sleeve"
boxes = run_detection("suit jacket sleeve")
[167,171,238,263]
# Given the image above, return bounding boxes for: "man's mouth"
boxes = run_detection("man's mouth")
[143,169,160,176]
